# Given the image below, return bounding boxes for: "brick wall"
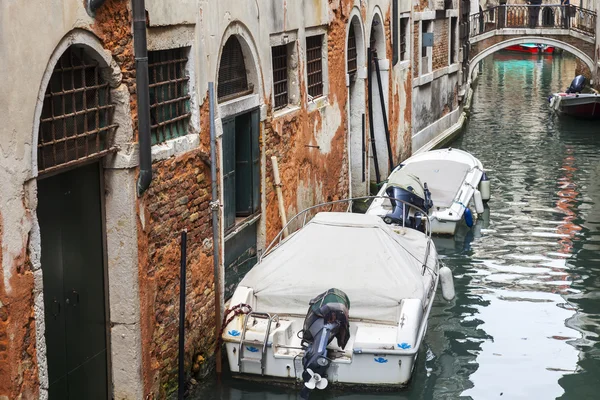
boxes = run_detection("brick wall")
[140,149,216,398]
[433,19,449,71]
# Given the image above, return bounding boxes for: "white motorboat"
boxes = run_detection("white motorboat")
[222,202,455,398]
[367,148,490,235]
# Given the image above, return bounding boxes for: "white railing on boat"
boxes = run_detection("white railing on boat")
[261,196,436,277]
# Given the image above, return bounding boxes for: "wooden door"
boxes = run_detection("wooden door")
[38,163,109,400]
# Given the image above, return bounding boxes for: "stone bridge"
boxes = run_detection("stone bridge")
[466,4,598,83]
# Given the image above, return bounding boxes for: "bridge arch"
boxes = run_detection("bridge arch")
[468,36,596,84]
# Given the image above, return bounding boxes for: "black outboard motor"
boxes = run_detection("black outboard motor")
[300,288,350,399]
[566,75,586,94]
[383,183,433,231]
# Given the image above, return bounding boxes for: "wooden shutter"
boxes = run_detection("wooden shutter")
[251,109,261,213]
[235,113,253,217]
[222,118,236,230]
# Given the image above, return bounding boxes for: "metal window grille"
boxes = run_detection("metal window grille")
[306,35,323,98]
[400,18,408,61]
[38,47,118,175]
[347,26,357,79]
[218,37,251,101]
[148,47,191,145]
[271,45,288,110]
[450,17,458,64]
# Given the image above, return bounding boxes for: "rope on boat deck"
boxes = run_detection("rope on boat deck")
[217,303,253,348]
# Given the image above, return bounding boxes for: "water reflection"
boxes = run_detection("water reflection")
[193,53,600,399]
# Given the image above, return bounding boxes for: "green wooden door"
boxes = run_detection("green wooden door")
[38,163,109,400]
[235,112,253,216]
[222,117,237,231]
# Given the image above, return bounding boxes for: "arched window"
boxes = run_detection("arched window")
[347,24,357,80]
[218,37,250,101]
[38,46,117,174]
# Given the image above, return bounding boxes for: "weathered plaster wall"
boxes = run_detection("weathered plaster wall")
[412,4,463,153]
[1,0,415,398]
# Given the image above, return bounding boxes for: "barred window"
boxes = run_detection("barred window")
[38,46,118,175]
[218,37,252,101]
[400,17,409,61]
[306,35,324,98]
[347,25,357,79]
[450,17,458,64]
[271,45,288,110]
[148,47,191,145]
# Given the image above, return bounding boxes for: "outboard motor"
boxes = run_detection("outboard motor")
[383,183,432,231]
[300,289,350,399]
[566,75,586,94]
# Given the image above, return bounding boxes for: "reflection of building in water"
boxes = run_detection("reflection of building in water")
[556,147,581,255]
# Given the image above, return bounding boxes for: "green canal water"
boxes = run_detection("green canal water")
[192,53,600,399]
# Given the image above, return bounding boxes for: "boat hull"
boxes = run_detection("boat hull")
[504,44,554,54]
[225,342,419,387]
[550,93,600,120]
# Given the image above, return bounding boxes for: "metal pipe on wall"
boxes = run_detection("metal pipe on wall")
[178,230,188,400]
[367,47,381,184]
[133,0,153,196]
[373,50,394,173]
[208,82,223,375]
[271,157,289,238]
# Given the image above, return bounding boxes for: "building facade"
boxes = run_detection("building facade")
[0,0,469,398]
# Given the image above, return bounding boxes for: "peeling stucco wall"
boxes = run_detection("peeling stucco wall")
[0,0,425,398]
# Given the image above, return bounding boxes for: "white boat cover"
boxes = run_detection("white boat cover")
[400,159,470,208]
[239,213,436,325]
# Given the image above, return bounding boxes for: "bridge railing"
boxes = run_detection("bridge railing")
[470,5,596,38]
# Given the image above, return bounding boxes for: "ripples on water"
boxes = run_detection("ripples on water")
[193,53,600,399]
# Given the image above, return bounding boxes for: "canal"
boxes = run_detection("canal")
[192,53,600,399]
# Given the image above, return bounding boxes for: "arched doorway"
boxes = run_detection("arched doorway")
[36,45,117,399]
[368,12,391,181]
[217,32,263,299]
[347,15,367,197]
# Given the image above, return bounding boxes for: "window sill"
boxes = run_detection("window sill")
[307,95,329,113]
[397,60,410,70]
[273,104,301,120]
[413,72,433,87]
[225,212,261,242]
[151,133,199,162]
[219,93,260,120]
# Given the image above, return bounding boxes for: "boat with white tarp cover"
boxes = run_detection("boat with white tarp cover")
[367,148,490,235]
[222,200,455,398]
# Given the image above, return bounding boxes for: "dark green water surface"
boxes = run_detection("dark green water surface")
[192,53,600,399]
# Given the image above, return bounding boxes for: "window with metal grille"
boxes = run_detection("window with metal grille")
[347,25,357,79]
[218,37,251,102]
[400,17,409,61]
[450,17,458,64]
[271,45,288,110]
[306,35,324,98]
[148,47,191,145]
[38,46,118,175]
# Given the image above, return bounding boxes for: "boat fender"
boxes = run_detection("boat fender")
[478,172,491,202]
[474,190,485,214]
[464,207,474,228]
[439,266,455,301]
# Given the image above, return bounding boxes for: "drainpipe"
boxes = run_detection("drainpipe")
[209,83,223,375]
[133,0,153,196]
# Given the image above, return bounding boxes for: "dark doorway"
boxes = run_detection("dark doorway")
[38,162,109,400]
[222,109,261,299]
